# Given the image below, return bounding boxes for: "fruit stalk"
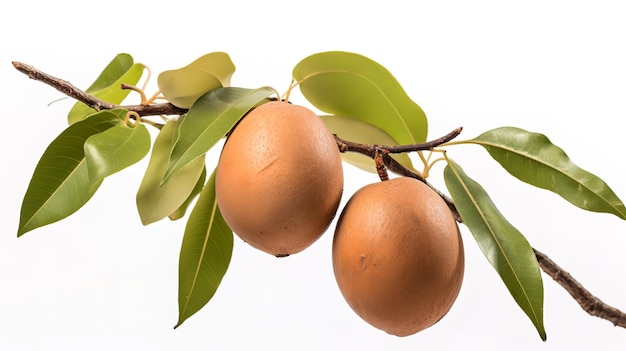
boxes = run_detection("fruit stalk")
[334,133,461,221]
[374,149,389,181]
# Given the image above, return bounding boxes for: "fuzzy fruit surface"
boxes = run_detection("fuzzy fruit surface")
[332,177,464,336]
[215,101,344,257]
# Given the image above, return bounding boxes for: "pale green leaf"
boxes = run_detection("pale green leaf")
[444,159,546,340]
[18,111,123,236]
[175,171,233,328]
[292,51,427,145]
[84,123,151,184]
[68,60,144,124]
[163,87,274,183]
[320,115,415,173]
[136,119,206,225]
[467,127,626,219]
[168,167,207,221]
[158,52,236,108]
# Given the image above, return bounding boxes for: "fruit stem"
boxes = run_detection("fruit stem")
[335,134,461,221]
[374,149,389,181]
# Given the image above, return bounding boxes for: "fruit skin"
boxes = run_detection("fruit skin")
[215,101,344,257]
[332,177,464,336]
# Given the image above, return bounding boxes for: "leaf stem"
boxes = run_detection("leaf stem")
[120,83,148,105]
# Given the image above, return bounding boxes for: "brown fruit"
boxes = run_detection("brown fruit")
[215,101,344,257]
[332,177,464,336]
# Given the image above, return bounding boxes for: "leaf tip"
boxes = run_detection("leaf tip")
[160,173,172,187]
[538,328,547,341]
[17,221,32,237]
[174,315,189,329]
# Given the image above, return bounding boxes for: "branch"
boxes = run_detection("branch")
[11,61,187,116]
[534,248,626,328]
[334,134,462,222]
[13,60,626,329]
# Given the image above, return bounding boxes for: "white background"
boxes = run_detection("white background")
[2,1,626,350]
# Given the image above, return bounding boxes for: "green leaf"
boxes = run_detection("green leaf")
[168,166,207,221]
[292,51,427,145]
[84,53,135,92]
[175,170,233,328]
[468,127,626,219]
[163,87,274,183]
[444,159,546,340]
[18,111,123,236]
[320,115,415,173]
[158,52,236,109]
[68,55,144,124]
[106,109,131,121]
[84,122,151,185]
[136,119,206,225]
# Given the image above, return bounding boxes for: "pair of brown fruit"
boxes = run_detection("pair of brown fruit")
[215,101,465,337]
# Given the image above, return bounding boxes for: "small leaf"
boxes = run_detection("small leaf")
[84,122,151,185]
[68,55,144,124]
[18,111,123,236]
[292,51,428,145]
[158,52,236,108]
[175,170,233,328]
[468,127,626,219]
[444,159,546,340]
[163,87,274,183]
[320,115,415,173]
[136,119,206,225]
[169,167,207,221]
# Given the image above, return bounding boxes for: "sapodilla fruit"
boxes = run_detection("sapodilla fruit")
[215,101,344,257]
[332,177,464,336]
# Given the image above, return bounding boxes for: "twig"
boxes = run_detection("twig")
[12,60,626,330]
[11,61,187,116]
[334,134,462,221]
[334,129,461,156]
[384,127,463,153]
[534,248,626,328]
